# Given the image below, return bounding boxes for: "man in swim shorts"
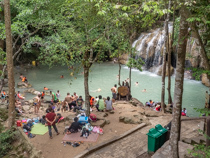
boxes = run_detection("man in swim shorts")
[111,84,117,100]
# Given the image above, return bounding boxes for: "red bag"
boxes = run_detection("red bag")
[89,113,97,122]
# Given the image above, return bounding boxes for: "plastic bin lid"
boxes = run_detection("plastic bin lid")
[155,124,168,133]
[146,128,161,138]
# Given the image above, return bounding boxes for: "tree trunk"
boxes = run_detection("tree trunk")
[84,66,90,116]
[167,0,172,104]
[129,67,131,93]
[161,0,170,113]
[207,118,210,147]
[4,0,15,128]
[118,62,121,86]
[169,4,188,158]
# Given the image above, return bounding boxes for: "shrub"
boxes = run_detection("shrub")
[0,129,16,157]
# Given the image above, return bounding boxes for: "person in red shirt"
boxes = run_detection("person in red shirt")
[45,108,60,139]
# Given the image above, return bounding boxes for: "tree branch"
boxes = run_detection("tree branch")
[12,28,39,60]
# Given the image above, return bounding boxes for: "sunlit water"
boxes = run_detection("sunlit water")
[14,62,207,117]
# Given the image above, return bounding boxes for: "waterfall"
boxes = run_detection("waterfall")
[132,23,173,72]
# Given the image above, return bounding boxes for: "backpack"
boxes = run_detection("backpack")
[23,124,31,132]
[89,113,97,122]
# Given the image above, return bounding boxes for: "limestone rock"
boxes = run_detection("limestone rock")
[201,73,210,87]
[23,105,30,111]
[118,53,128,65]
[91,119,106,127]
[157,63,174,76]
[17,82,32,88]
[105,119,110,124]
[31,91,40,95]
[130,98,144,107]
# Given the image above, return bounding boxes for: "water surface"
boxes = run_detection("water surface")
[15,62,207,117]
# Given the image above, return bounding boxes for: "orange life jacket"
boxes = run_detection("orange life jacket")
[90,97,95,106]
[44,87,48,90]
[41,92,45,97]
[22,77,26,82]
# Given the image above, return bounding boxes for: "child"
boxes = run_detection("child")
[80,127,90,138]
[181,108,187,116]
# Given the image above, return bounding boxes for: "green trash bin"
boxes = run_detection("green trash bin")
[155,124,168,147]
[146,128,162,153]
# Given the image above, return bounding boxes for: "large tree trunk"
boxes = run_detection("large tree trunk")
[84,66,90,116]
[129,67,131,93]
[161,0,170,113]
[4,0,15,128]
[167,0,172,105]
[169,4,188,158]
[118,62,121,86]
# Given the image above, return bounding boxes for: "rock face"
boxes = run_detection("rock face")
[156,62,174,76]
[119,53,129,65]
[201,73,210,87]
[132,25,207,80]
[130,98,144,107]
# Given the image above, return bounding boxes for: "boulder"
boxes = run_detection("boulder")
[32,91,41,95]
[105,119,110,124]
[23,105,30,111]
[17,81,32,88]
[157,62,174,76]
[91,119,106,127]
[119,53,128,65]
[130,98,144,107]
[201,73,210,87]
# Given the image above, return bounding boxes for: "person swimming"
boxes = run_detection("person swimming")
[135,82,139,86]
[91,88,101,92]
[44,87,49,90]
[60,75,64,78]
[142,89,146,92]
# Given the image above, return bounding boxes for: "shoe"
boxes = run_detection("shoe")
[50,136,53,139]
[57,132,60,135]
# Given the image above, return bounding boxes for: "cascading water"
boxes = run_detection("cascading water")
[132,23,173,72]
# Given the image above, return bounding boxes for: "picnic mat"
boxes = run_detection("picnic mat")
[62,132,99,142]
[31,123,48,135]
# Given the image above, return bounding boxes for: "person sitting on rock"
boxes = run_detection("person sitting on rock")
[154,104,161,112]
[146,100,154,107]
[181,108,187,116]
[66,117,82,134]
[17,91,25,100]
[105,96,114,111]
[96,95,105,112]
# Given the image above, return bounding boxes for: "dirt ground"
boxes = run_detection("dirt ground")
[25,101,145,158]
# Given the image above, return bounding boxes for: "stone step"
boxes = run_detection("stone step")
[182,135,206,145]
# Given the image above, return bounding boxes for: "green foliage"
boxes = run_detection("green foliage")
[186,0,210,59]
[0,108,8,121]
[190,68,210,81]
[188,144,210,158]
[126,52,144,71]
[194,107,210,117]
[188,107,210,158]
[0,129,16,157]
[173,17,180,47]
